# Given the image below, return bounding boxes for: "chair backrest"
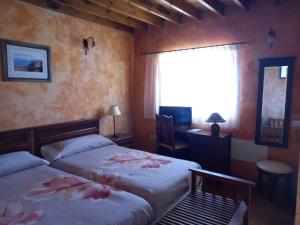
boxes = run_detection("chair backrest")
[156,114,175,148]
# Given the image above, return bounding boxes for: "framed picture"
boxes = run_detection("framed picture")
[1,39,51,82]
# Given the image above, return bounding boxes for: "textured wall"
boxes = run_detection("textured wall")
[0,0,134,135]
[133,0,300,180]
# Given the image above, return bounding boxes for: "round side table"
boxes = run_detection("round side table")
[256,160,293,202]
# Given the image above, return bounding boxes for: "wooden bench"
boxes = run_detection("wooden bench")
[157,168,255,225]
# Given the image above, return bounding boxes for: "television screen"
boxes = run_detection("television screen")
[159,106,192,126]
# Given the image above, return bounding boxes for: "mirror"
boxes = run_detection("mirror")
[255,57,295,148]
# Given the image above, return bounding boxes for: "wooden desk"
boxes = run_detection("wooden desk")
[176,129,231,175]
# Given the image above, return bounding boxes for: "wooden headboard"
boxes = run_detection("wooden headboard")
[0,128,33,155]
[33,118,100,155]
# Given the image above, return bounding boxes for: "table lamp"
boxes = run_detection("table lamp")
[206,112,225,136]
[110,105,121,138]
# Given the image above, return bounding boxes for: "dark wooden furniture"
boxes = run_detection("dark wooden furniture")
[156,114,189,158]
[0,128,34,155]
[186,129,231,174]
[33,118,100,155]
[107,133,134,147]
[157,168,255,225]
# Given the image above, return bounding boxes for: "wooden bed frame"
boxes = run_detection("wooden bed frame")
[0,128,34,155]
[33,118,100,155]
[0,118,255,225]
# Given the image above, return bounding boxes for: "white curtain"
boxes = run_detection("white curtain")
[144,54,160,119]
[144,45,240,129]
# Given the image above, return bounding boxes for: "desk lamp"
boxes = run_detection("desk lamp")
[110,105,121,138]
[206,113,225,136]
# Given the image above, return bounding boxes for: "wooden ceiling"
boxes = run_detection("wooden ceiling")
[21,0,252,33]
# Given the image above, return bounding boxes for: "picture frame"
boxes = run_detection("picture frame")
[1,39,51,82]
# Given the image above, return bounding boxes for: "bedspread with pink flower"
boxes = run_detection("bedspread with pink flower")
[102,151,172,169]
[0,202,43,225]
[51,145,200,218]
[0,165,153,225]
[26,176,111,202]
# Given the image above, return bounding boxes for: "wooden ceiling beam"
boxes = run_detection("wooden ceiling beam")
[195,0,225,16]
[21,0,134,33]
[55,0,146,29]
[158,0,202,22]
[232,0,250,11]
[127,0,182,25]
[90,0,163,27]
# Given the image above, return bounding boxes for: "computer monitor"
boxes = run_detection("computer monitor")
[159,106,192,127]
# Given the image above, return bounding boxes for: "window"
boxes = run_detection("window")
[144,45,240,129]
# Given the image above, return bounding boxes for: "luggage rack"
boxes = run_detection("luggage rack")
[157,168,255,225]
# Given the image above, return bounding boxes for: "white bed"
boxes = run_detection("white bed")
[40,134,200,219]
[0,151,153,225]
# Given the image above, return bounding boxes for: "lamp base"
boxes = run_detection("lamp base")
[211,123,220,136]
[112,133,118,138]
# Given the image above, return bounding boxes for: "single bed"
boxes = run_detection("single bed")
[33,118,200,219]
[0,128,153,225]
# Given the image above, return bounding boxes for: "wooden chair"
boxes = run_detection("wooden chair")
[155,114,189,158]
[157,168,255,225]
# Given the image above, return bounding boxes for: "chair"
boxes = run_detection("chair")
[155,114,189,158]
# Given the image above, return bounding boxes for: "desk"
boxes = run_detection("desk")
[176,129,231,175]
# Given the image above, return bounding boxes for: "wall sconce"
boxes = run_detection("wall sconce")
[267,27,276,49]
[83,36,96,55]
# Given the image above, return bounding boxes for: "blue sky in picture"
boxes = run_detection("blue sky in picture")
[13,53,43,72]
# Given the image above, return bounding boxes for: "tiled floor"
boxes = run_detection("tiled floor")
[250,191,294,225]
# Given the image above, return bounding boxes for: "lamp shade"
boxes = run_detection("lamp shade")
[206,113,225,123]
[111,105,121,116]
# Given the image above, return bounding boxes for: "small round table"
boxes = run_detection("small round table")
[257,160,293,201]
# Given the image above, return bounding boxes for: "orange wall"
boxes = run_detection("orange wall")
[133,0,300,179]
[0,0,134,135]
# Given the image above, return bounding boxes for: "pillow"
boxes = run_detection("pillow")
[0,151,49,177]
[41,134,114,162]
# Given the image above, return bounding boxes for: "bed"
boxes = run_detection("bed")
[33,118,200,220]
[0,128,153,225]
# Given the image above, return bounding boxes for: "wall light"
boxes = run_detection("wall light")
[83,36,96,55]
[267,27,276,49]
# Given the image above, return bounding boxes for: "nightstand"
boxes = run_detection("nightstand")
[107,134,134,148]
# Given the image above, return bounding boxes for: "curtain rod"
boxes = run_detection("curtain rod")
[143,41,248,55]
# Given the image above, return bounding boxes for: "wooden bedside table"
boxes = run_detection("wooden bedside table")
[107,134,134,148]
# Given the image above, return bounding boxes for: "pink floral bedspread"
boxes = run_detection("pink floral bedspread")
[51,145,200,218]
[26,176,111,202]
[0,202,43,225]
[0,165,152,225]
[103,151,171,169]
